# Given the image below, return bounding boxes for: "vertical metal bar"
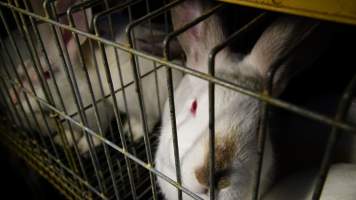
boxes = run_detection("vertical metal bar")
[100,0,119,149]
[0,39,33,135]
[125,2,184,199]
[67,2,121,199]
[25,0,90,183]
[0,42,27,128]
[144,0,163,119]
[163,38,183,200]
[36,0,90,191]
[312,74,356,199]
[127,25,159,200]
[162,4,223,199]
[208,53,216,200]
[252,20,319,200]
[72,2,120,193]
[13,0,64,166]
[101,0,142,181]
[206,13,266,200]
[0,78,19,126]
[0,78,16,124]
[3,0,52,150]
[95,35,138,200]
[93,0,144,146]
[43,0,106,194]
[125,4,146,179]
[93,1,149,198]
[0,76,26,135]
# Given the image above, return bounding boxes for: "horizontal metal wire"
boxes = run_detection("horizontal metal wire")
[15,70,203,200]
[1,1,354,134]
[0,1,355,200]
[0,131,100,199]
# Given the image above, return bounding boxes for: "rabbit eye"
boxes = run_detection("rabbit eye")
[190,99,197,116]
[43,71,51,80]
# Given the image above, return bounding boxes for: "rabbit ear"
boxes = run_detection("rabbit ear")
[245,16,331,96]
[55,0,92,57]
[171,0,225,66]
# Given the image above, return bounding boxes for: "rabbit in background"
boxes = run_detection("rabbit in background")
[155,0,328,199]
[2,0,93,135]
[4,0,101,152]
[98,17,184,143]
[5,0,184,154]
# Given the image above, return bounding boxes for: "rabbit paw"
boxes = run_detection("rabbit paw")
[77,135,102,155]
[54,129,80,147]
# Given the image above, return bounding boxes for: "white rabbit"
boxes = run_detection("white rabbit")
[59,23,183,152]
[262,163,356,200]
[5,0,104,153]
[6,1,184,154]
[2,0,93,135]
[155,1,327,199]
[99,20,184,143]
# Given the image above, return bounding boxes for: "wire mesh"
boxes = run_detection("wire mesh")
[0,0,355,200]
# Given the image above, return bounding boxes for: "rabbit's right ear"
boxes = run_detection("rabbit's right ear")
[171,0,225,66]
[245,16,332,96]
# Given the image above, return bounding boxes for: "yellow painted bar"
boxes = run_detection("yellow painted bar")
[219,0,356,26]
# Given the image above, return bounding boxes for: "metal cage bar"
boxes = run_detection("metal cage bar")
[0,1,355,200]
[207,13,268,200]
[1,2,355,135]
[312,74,356,199]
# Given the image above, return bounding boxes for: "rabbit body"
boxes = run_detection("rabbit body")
[155,0,326,199]
[4,2,183,153]
[156,54,274,200]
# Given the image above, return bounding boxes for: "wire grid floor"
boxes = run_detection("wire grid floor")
[0,115,161,200]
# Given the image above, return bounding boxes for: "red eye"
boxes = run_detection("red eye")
[43,71,51,80]
[190,99,197,116]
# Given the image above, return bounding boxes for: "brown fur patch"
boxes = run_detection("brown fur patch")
[194,134,238,190]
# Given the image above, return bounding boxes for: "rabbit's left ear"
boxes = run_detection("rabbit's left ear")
[55,0,92,63]
[245,16,332,96]
[171,0,225,67]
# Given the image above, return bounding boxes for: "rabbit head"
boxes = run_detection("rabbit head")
[8,0,92,133]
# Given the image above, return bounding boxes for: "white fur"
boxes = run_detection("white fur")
[155,51,273,200]
[155,1,315,199]
[5,2,183,154]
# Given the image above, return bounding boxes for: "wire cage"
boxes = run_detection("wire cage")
[0,0,355,200]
